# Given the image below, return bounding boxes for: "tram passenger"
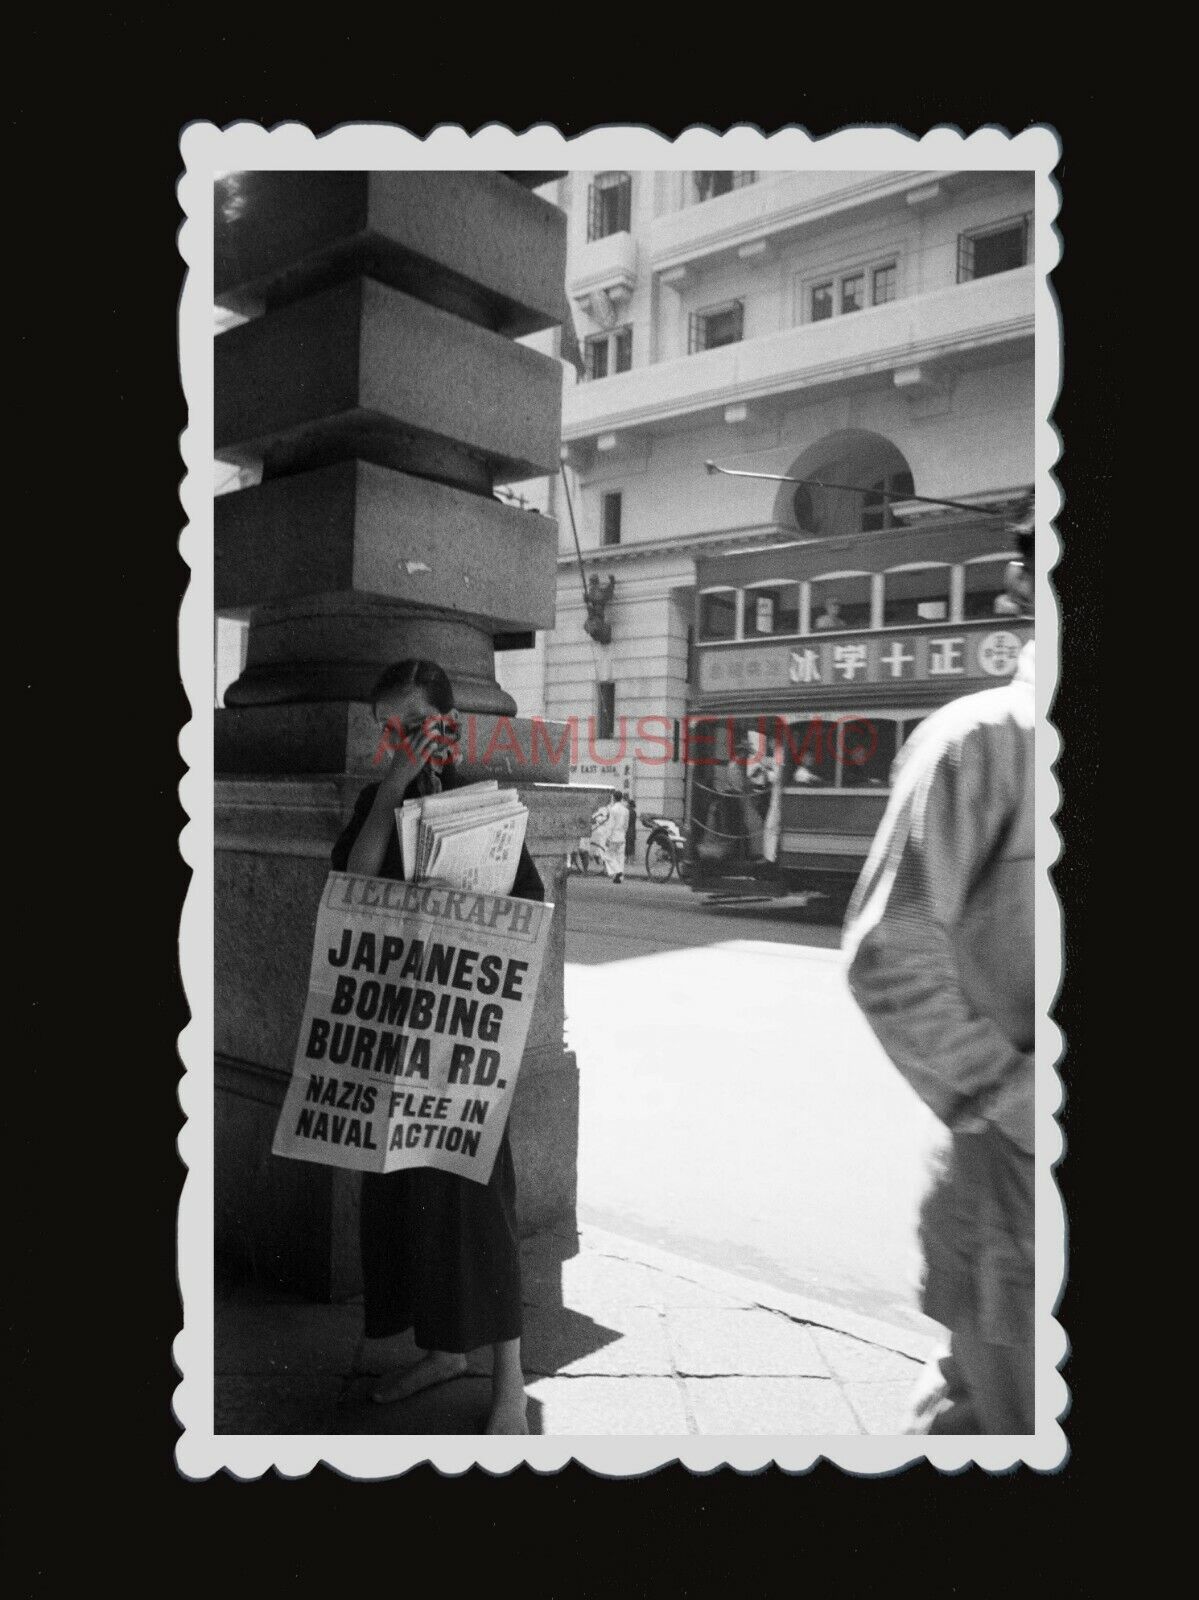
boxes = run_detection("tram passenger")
[792,750,825,785]
[744,730,777,859]
[814,596,848,631]
[711,742,750,860]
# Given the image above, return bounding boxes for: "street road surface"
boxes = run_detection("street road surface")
[564,874,945,1337]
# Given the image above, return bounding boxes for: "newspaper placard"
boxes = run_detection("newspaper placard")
[272,872,554,1184]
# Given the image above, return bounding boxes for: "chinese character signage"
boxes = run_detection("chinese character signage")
[697,626,1031,696]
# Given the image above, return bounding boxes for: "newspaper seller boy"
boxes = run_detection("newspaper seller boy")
[332,658,544,1435]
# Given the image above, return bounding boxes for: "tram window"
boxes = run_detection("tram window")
[748,583,799,636]
[779,717,834,785]
[839,718,898,788]
[963,558,1014,620]
[699,590,738,641]
[810,575,871,631]
[883,567,951,627]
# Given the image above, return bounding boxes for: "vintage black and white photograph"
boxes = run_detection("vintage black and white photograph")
[177,123,1064,1475]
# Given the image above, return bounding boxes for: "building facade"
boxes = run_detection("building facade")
[497,168,1035,850]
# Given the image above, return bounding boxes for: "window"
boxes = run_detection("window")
[809,574,871,631]
[596,681,616,741]
[811,282,833,322]
[883,566,951,627]
[778,717,835,787]
[587,173,632,241]
[692,171,756,204]
[861,471,914,533]
[963,556,1017,619]
[583,326,632,381]
[699,589,738,641]
[801,253,902,323]
[779,714,919,790]
[839,717,899,789]
[688,300,744,354]
[746,583,800,637]
[585,334,608,381]
[601,491,622,547]
[958,215,1031,282]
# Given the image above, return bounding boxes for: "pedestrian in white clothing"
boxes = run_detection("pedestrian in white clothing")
[589,790,630,882]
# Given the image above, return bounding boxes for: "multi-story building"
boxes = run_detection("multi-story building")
[491,169,1035,873]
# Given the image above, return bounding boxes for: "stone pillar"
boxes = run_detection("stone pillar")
[213,171,584,1298]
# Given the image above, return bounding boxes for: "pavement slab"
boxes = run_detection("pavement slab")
[215,1374,342,1434]
[525,1376,690,1436]
[810,1327,924,1385]
[683,1377,862,1437]
[841,1381,919,1436]
[210,1225,935,1438]
[520,1303,673,1377]
[521,1237,751,1312]
[665,1308,832,1378]
[215,1297,361,1376]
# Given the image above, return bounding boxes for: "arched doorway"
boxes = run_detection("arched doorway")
[773,430,914,538]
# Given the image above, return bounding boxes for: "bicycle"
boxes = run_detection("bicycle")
[643,817,690,882]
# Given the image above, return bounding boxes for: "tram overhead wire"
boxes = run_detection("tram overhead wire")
[703,460,1010,518]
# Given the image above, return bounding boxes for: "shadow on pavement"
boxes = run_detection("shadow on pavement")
[213,1226,624,1437]
[565,880,845,964]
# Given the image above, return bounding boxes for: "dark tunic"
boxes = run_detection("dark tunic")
[332,768,545,1351]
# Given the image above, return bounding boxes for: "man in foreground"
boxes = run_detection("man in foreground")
[842,504,1037,1433]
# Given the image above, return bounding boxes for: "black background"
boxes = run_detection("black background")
[14,75,1108,1592]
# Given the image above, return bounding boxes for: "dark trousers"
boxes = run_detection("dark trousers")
[359,1127,523,1354]
[906,1327,1034,1434]
[908,1127,1035,1434]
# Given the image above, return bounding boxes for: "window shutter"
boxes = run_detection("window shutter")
[616,174,631,232]
[957,232,974,283]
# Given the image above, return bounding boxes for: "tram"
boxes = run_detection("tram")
[683,485,1033,908]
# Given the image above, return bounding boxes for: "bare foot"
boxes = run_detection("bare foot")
[484,1393,530,1434]
[353,1331,417,1377]
[372,1350,468,1405]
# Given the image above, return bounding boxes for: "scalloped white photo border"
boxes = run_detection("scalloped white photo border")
[176,120,1065,1478]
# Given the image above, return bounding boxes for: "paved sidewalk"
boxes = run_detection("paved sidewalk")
[215,1225,935,1437]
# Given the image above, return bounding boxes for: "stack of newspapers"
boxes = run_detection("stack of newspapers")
[395,780,530,897]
